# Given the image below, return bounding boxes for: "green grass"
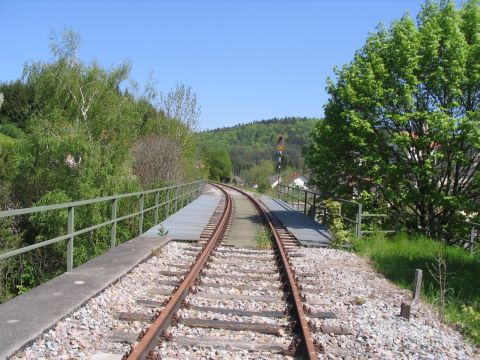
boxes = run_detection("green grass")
[255,228,272,249]
[352,232,480,346]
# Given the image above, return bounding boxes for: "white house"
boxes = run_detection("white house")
[268,175,282,188]
[285,172,309,189]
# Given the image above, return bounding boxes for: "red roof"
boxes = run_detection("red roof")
[286,172,308,184]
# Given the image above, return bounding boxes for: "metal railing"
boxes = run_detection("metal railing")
[278,185,478,252]
[451,220,479,253]
[0,180,205,271]
[278,184,393,237]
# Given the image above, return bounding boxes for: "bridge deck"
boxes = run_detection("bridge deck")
[143,194,221,241]
[261,198,332,247]
[0,190,332,358]
[0,193,222,359]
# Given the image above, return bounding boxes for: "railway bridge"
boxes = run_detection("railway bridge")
[0,182,475,359]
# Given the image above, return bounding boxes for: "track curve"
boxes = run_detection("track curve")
[125,182,318,359]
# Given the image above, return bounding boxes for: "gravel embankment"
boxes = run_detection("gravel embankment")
[292,248,479,360]
[11,242,197,360]
[11,242,478,359]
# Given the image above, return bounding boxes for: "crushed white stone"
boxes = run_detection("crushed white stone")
[292,247,479,359]
[10,242,479,360]
[11,242,197,360]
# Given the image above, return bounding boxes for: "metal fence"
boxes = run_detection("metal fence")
[278,185,480,252]
[278,184,393,237]
[451,220,480,253]
[0,180,205,271]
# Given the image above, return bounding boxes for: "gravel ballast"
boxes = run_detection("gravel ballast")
[291,248,479,359]
[10,241,479,359]
[11,242,197,359]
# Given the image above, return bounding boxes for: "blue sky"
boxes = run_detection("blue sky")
[0,0,463,130]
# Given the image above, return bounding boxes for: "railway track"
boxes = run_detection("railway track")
[120,183,321,359]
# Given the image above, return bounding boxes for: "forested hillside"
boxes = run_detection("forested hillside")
[198,117,319,176]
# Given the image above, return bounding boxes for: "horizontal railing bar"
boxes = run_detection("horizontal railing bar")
[0,215,134,260]
[0,180,203,218]
[362,213,387,218]
[361,230,396,234]
[333,198,360,205]
[279,185,361,205]
[460,220,480,227]
[339,216,357,224]
[74,219,117,237]
[38,197,192,241]
[0,181,204,262]
[0,233,71,260]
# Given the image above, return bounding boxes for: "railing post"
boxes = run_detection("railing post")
[297,188,300,210]
[470,225,475,254]
[312,193,316,220]
[179,185,183,209]
[304,191,308,214]
[139,194,144,236]
[166,188,170,218]
[111,198,117,249]
[356,203,363,237]
[154,191,160,224]
[174,186,179,213]
[67,206,74,272]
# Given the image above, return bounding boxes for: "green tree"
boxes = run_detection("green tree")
[10,30,143,206]
[202,147,232,181]
[136,81,203,184]
[0,80,35,128]
[306,0,480,239]
[0,29,206,302]
[241,159,275,192]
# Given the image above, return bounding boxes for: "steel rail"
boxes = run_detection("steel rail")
[126,184,232,359]
[222,184,318,359]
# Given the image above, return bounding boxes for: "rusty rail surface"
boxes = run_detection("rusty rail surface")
[225,185,318,359]
[126,184,232,359]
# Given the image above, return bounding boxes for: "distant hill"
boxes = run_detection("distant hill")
[197,117,319,175]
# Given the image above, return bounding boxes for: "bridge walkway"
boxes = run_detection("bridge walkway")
[261,197,332,247]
